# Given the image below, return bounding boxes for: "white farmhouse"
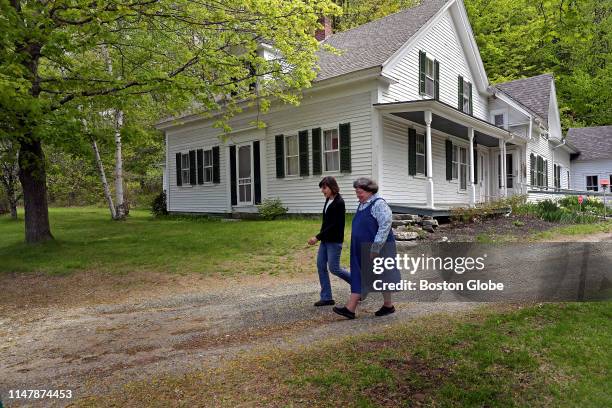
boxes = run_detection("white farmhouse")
[157,0,581,216]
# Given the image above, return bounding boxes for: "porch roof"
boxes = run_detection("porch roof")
[374,99,525,147]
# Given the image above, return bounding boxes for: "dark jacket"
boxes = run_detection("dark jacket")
[316,194,346,243]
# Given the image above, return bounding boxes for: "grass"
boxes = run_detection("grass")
[76,302,612,407]
[530,220,612,241]
[0,207,351,276]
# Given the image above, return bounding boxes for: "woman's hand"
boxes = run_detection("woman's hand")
[308,237,318,246]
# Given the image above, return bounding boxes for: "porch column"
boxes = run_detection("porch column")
[499,138,507,197]
[468,127,476,207]
[425,110,434,208]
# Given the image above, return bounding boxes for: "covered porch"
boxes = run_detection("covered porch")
[373,99,529,214]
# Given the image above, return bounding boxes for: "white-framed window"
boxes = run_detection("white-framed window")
[181,153,190,185]
[416,133,426,175]
[452,145,467,190]
[285,134,299,176]
[203,149,213,183]
[425,56,435,97]
[461,78,471,114]
[586,175,599,191]
[323,128,340,172]
[491,109,507,129]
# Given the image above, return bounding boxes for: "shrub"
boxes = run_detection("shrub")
[257,198,288,220]
[151,191,168,216]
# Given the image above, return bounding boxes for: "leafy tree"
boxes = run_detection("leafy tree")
[0,0,339,243]
[0,138,20,219]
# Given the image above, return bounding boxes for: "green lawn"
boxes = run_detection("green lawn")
[77,302,612,407]
[0,207,348,276]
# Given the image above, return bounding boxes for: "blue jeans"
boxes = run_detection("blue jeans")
[317,242,351,301]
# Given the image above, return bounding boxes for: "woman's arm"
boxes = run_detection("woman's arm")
[370,199,393,254]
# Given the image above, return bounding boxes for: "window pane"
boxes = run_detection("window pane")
[494,114,504,127]
[460,147,467,164]
[460,165,466,189]
[182,154,189,169]
[287,156,299,176]
[182,169,190,184]
[426,58,434,76]
[425,78,434,96]
[205,168,213,182]
[325,151,339,172]
[204,150,212,166]
[416,156,424,174]
[324,129,338,151]
[238,146,251,178]
[286,135,298,156]
[416,135,425,154]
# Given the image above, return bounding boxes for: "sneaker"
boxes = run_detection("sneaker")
[332,306,356,319]
[314,299,335,307]
[374,305,395,317]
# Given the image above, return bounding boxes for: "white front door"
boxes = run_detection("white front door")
[496,151,516,196]
[237,144,253,205]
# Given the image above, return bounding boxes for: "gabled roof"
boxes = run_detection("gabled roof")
[494,73,553,126]
[566,126,612,161]
[316,0,451,82]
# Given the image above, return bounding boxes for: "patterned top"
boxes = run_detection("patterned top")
[356,193,393,254]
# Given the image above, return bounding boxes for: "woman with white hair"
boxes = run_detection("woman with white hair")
[333,177,397,319]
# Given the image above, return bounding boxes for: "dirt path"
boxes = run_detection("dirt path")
[0,272,475,407]
[2,231,610,407]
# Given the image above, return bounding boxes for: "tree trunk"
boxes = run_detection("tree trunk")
[90,135,116,219]
[18,137,53,243]
[113,110,127,219]
[7,184,17,220]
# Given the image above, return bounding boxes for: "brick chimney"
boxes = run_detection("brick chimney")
[315,16,332,41]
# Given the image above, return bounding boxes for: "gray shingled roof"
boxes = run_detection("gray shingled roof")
[316,0,450,81]
[494,73,553,126]
[566,126,612,161]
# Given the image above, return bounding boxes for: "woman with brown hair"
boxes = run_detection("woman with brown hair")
[308,176,350,306]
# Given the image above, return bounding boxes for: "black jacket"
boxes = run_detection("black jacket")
[316,194,346,243]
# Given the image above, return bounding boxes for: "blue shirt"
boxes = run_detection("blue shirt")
[356,193,393,253]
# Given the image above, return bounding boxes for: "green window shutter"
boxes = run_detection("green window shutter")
[312,128,322,175]
[530,154,535,185]
[473,142,478,184]
[339,122,351,173]
[298,130,309,177]
[544,160,548,186]
[468,82,473,115]
[275,134,284,178]
[189,150,196,186]
[253,141,261,204]
[212,146,220,184]
[419,50,426,95]
[408,128,416,176]
[458,76,463,111]
[445,139,453,180]
[196,149,204,184]
[434,60,440,100]
[175,152,182,186]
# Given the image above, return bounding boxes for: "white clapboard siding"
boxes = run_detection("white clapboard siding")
[263,91,373,213]
[570,159,612,191]
[381,10,488,121]
[166,115,255,213]
[381,115,480,206]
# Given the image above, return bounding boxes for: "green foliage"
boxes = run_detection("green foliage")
[333,0,611,129]
[514,197,602,223]
[150,192,168,217]
[257,198,288,220]
[464,0,611,129]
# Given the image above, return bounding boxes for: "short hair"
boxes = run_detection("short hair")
[353,177,378,194]
[318,176,340,194]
